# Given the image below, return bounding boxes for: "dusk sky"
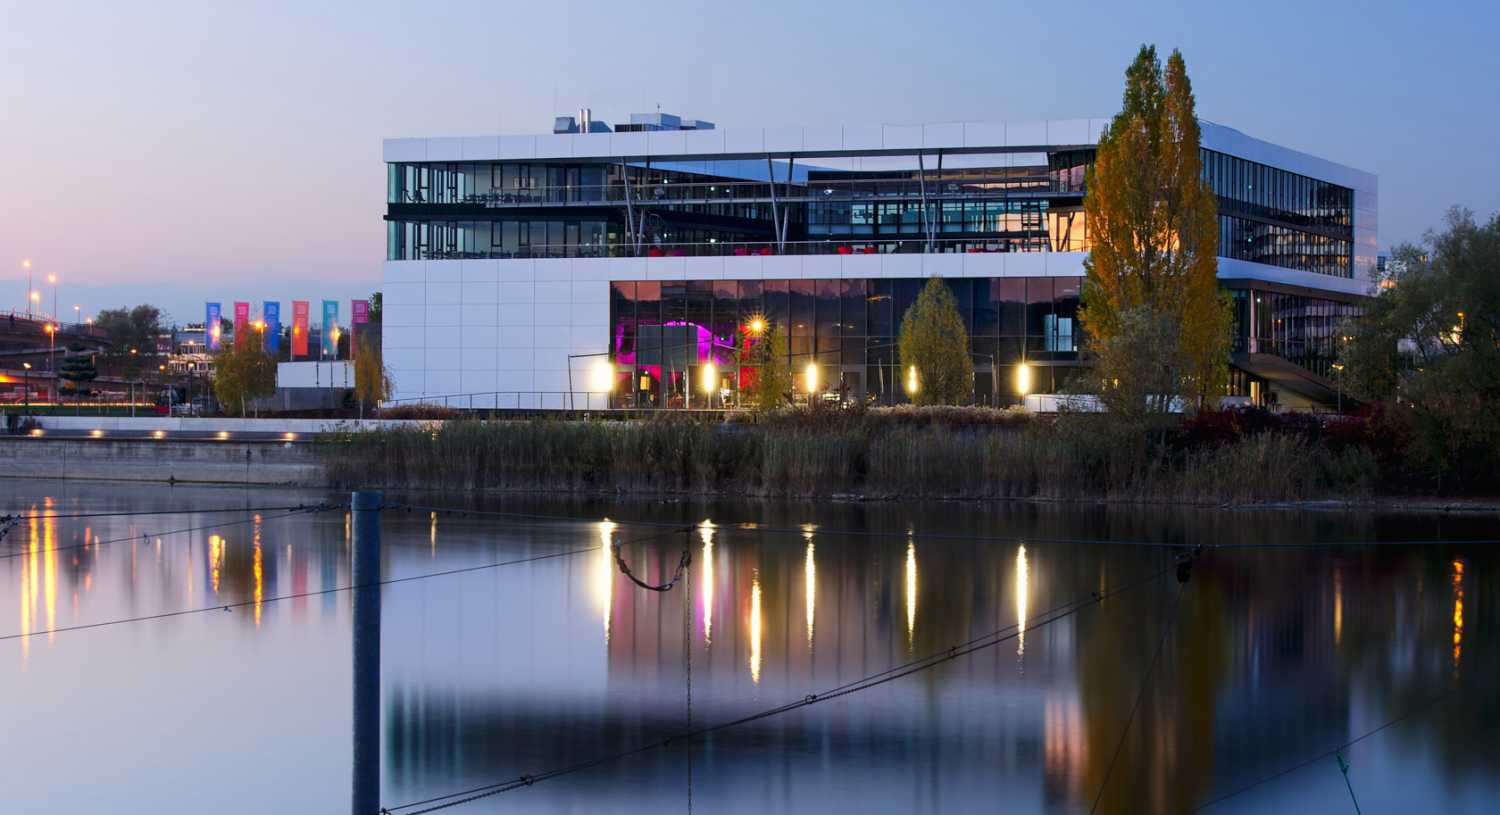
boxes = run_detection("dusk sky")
[3,0,1496,324]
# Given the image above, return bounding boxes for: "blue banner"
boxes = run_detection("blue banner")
[205,302,222,351]
[263,301,281,354]
[321,299,339,356]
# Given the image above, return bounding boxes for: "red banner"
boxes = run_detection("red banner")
[291,300,310,358]
[233,302,250,347]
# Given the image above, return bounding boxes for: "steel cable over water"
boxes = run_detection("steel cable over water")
[1189,692,1457,812]
[0,503,342,562]
[381,562,1180,815]
[0,520,688,643]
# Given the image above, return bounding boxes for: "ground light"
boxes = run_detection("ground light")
[804,362,819,396]
[588,359,614,392]
[906,365,919,396]
[700,362,717,395]
[1015,362,1032,397]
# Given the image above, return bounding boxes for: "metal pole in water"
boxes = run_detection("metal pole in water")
[351,490,382,815]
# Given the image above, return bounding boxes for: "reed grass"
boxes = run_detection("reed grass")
[322,408,1380,505]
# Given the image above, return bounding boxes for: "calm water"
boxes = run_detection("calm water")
[1,480,1496,814]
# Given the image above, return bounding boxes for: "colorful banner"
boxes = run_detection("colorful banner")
[291,300,310,358]
[350,299,369,358]
[263,301,281,354]
[233,301,250,347]
[205,302,222,351]
[321,299,339,357]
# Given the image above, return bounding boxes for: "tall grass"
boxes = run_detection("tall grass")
[322,408,1380,504]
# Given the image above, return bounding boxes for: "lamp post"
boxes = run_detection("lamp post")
[47,274,57,322]
[22,362,31,415]
[73,305,80,327]
[22,259,32,319]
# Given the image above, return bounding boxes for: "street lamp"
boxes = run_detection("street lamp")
[1015,362,1032,400]
[804,361,819,401]
[73,304,80,326]
[22,259,32,319]
[747,316,767,336]
[22,362,31,414]
[47,274,57,322]
[700,361,717,403]
[906,365,920,397]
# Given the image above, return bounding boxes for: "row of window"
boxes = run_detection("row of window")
[1201,149,1353,231]
[1219,215,1353,279]
[609,276,1082,363]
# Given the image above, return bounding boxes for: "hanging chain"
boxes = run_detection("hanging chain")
[612,526,693,592]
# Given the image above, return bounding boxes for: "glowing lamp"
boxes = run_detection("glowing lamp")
[701,362,717,395]
[589,359,615,392]
[1015,363,1032,396]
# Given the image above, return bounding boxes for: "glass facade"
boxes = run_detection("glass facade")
[1202,149,1354,278]
[608,277,1081,408]
[1230,288,1362,380]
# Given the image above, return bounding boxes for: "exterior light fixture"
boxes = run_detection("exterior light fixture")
[217,431,230,440]
[90,429,104,438]
[283,432,297,441]
[804,362,819,395]
[748,317,767,336]
[152,430,165,439]
[1015,363,1032,396]
[700,362,717,395]
[30,428,43,437]
[906,365,919,395]
[589,359,615,392]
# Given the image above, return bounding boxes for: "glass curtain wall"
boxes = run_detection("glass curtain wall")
[608,277,1082,408]
[1230,288,1362,379]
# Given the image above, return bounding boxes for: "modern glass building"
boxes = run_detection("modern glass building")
[381,111,1377,410]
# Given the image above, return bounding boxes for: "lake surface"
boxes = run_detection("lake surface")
[2,480,1496,813]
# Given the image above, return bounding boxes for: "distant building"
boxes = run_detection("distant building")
[382,107,1376,411]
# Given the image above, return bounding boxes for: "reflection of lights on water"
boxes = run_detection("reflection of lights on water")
[1333,568,1343,647]
[596,520,616,643]
[43,500,57,643]
[1015,544,1029,659]
[209,535,224,593]
[429,512,438,557]
[750,573,763,684]
[1452,559,1465,669]
[20,509,37,662]
[905,537,917,648]
[253,517,264,627]
[699,520,715,644]
[804,524,816,646]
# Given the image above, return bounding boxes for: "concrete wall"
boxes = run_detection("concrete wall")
[33,416,434,433]
[0,438,322,485]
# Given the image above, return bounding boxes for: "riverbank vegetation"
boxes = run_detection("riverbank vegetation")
[322,407,1384,504]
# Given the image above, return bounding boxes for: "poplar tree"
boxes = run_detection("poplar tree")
[747,321,792,413]
[898,278,974,406]
[1081,45,1229,411]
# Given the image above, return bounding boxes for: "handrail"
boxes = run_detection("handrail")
[390,174,1085,206]
[400,234,1085,261]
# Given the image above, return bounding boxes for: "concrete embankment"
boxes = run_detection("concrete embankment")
[0,437,323,485]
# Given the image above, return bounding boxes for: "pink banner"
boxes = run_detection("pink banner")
[350,299,369,358]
